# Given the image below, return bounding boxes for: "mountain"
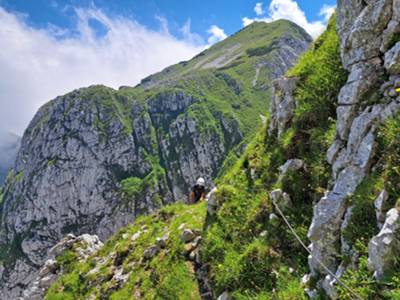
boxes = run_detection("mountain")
[0,131,21,186]
[37,1,400,299]
[0,20,312,298]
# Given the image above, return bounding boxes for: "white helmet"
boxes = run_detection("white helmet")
[196,177,205,186]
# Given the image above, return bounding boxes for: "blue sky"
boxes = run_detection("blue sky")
[2,0,336,41]
[0,0,336,134]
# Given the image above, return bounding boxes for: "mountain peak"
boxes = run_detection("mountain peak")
[139,19,312,89]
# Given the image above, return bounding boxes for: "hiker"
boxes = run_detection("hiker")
[189,177,206,204]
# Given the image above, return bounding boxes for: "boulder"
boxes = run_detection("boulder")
[368,208,400,280]
[278,159,304,179]
[180,229,196,243]
[143,246,159,260]
[156,233,169,249]
[206,187,219,215]
[131,231,142,242]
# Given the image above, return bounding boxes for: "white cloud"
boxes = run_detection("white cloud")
[207,25,227,45]
[319,4,336,22]
[254,2,264,16]
[0,6,205,134]
[242,17,255,27]
[180,18,204,46]
[155,15,170,36]
[242,0,333,39]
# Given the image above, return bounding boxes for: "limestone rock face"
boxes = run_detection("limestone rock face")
[307,0,400,295]
[268,77,299,137]
[148,91,242,200]
[368,208,400,280]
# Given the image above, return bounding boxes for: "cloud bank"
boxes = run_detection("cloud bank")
[0,6,226,134]
[243,0,335,39]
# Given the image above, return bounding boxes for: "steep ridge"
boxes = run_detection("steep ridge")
[44,7,400,299]
[0,20,311,298]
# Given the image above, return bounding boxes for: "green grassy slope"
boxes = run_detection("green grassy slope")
[45,16,350,299]
[200,16,347,299]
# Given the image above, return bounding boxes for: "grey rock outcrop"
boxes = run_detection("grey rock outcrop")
[143,246,159,260]
[278,159,304,179]
[180,229,196,243]
[385,42,400,74]
[206,187,219,215]
[308,0,400,296]
[268,77,299,137]
[374,190,390,229]
[22,233,103,300]
[368,208,400,280]
[269,189,292,211]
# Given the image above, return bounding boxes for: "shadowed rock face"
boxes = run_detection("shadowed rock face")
[0,20,312,298]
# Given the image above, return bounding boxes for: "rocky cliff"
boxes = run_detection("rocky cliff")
[0,20,311,298]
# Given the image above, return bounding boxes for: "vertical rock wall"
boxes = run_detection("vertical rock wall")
[307,0,400,297]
